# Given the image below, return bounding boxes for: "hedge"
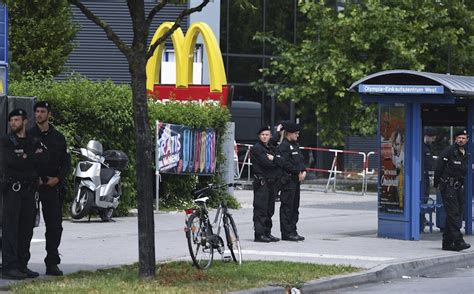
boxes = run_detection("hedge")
[8,75,234,214]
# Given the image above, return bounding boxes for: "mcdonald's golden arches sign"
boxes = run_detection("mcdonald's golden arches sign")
[146,22,229,106]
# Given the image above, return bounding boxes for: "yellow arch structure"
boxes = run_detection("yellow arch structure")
[146,22,227,93]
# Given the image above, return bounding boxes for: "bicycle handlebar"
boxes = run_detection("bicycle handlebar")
[191,183,241,197]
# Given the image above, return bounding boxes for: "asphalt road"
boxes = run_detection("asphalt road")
[330,266,474,293]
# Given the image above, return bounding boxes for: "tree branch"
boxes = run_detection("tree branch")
[146,0,168,28]
[146,0,210,60]
[69,0,131,57]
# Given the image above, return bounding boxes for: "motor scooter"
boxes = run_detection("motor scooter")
[70,138,128,221]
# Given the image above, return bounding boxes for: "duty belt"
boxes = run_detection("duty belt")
[254,175,265,185]
[254,175,276,186]
[444,177,464,189]
[7,179,37,192]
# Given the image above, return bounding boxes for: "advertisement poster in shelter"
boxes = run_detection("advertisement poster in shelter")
[155,121,217,175]
[379,106,405,214]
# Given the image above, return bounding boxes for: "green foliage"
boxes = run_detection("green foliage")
[255,0,474,146]
[5,0,78,80]
[9,75,234,213]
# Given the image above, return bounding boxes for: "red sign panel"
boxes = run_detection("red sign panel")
[149,85,229,107]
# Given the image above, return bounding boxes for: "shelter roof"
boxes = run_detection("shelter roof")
[349,70,474,97]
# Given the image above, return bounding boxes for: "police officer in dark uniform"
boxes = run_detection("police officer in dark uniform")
[421,127,437,231]
[251,125,280,242]
[268,122,286,202]
[276,123,306,242]
[29,101,71,276]
[434,129,471,251]
[0,109,47,279]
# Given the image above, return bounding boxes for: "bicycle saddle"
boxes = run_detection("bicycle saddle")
[194,197,209,204]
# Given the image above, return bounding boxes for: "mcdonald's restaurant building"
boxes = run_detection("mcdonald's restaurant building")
[61,1,365,169]
[61,1,313,141]
[62,0,341,161]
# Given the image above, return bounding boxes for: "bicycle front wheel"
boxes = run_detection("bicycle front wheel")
[186,213,214,269]
[224,213,242,265]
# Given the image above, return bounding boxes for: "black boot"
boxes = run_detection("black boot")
[2,269,28,280]
[282,234,300,242]
[266,234,280,242]
[454,240,471,251]
[295,232,305,241]
[442,240,457,251]
[254,234,272,243]
[46,265,63,276]
[18,267,40,278]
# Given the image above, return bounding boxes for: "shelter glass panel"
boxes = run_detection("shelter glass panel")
[380,105,405,214]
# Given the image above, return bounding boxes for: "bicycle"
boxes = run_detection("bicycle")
[184,183,243,269]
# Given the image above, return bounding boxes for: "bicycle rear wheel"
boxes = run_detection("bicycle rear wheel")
[224,213,242,264]
[186,213,214,269]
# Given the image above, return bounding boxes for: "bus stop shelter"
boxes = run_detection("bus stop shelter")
[349,69,474,240]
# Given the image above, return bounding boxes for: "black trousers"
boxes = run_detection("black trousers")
[440,183,464,243]
[280,178,300,237]
[38,186,63,266]
[253,180,276,236]
[2,184,36,271]
[420,173,430,229]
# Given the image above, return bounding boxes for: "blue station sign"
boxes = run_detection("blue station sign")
[358,84,444,95]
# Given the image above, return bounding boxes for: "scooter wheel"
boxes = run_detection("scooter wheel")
[71,187,94,219]
[99,208,114,222]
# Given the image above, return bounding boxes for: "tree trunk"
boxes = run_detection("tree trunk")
[129,50,156,278]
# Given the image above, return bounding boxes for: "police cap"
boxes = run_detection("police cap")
[34,101,51,112]
[285,122,301,133]
[257,125,271,135]
[454,129,468,138]
[8,108,27,120]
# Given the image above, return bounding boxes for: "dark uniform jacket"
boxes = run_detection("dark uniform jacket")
[250,141,278,180]
[28,124,71,189]
[0,133,48,183]
[276,139,306,177]
[434,144,468,186]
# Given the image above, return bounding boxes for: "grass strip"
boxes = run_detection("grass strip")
[12,261,360,293]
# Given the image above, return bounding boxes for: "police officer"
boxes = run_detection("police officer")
[0,109,47,279]
[421,127,437,231]
[434,129,471,251]
[276,123,306,241]
[29,101,71,276]
[251,125,280,242]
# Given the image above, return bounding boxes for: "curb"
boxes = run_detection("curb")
[232,250,474,294]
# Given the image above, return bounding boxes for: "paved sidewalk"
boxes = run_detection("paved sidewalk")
[0,187,472,292]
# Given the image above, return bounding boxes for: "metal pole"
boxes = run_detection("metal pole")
[155,120,160,212]
[290,101,296,122]
[271,95,275,130]
[225,0,230,78]
[155,171,160,212]
[262,0,267,125]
